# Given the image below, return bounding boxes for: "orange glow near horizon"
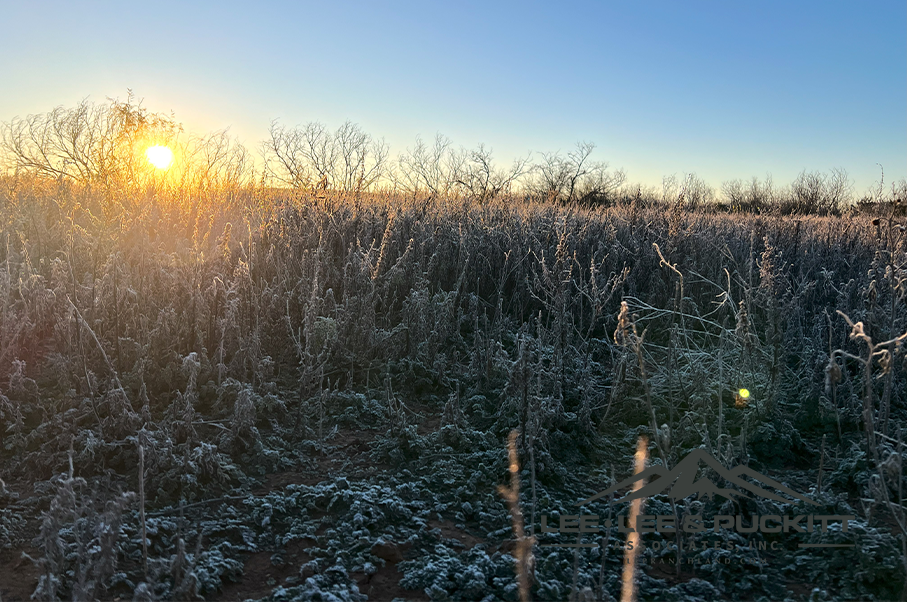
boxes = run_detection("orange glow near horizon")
[145,145,174,170]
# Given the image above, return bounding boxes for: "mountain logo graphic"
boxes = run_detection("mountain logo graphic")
[577,448,819,507]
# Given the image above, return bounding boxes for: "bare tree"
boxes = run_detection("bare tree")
[721,178,745,206]
[178,129,254,196]
[394,134,460,198]
[787,168,853,214]
[677,173,714,210]
[452,144,531,203]
[393,135,531,202]
[528,141,625,204]
[333,121,389,193]
[262,120,387,193]
[826,167,854,210]
[0,92,181,193]
[661,174,679,205]
[721,175,775,211]
[262,121,313,189]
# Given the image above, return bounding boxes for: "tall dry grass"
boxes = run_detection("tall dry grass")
[0,167,903,597]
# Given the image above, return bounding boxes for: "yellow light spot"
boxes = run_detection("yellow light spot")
[145,145,173,170]
[738,388,750,399]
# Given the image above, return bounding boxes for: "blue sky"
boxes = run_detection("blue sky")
[1,0,904,195]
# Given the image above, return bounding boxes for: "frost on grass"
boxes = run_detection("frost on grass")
[0,184,905,601]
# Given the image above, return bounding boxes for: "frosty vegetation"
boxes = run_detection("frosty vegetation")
[0,97,905,601]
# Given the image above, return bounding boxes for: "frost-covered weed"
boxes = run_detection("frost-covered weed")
[0,181,904,600]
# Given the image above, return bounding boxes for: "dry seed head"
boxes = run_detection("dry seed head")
[735,299,751,342]
[824,359,842,395]
[657,423,671,452]
[759,235,778,295]
[614,300,633,346]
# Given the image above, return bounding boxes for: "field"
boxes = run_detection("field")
[0,175,905,601]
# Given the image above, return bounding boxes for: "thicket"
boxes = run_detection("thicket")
[4,95,905,213]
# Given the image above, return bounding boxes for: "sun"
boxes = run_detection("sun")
[738,388,750,399]
[145,145,173,170]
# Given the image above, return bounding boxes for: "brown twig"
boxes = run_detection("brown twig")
[621,436,649,602]
[498,430,535,602]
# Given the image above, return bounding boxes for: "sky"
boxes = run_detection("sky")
[0,0,904,196]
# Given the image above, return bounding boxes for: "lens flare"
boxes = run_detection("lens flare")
[735,388,751,408]
[145,145,173,170]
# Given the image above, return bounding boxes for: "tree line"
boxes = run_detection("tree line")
[1,94,903,214]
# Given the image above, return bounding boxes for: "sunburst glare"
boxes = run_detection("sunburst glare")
[145,145,173,170]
